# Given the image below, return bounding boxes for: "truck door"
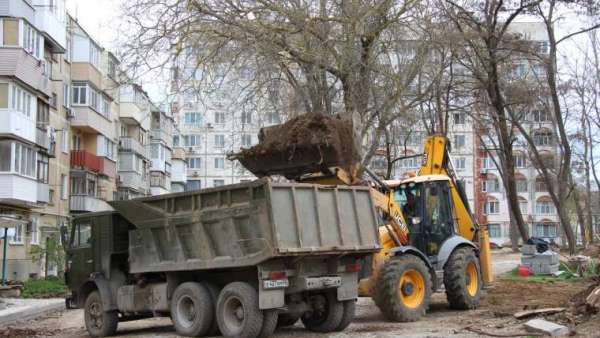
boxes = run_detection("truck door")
[66,221,94,290]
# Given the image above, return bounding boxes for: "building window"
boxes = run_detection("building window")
[13,142,36,177]
[183,134,201,147]
[101,97,110,118]
[185,180,201,191]
[484,200,500,214]
[535,179,548,192]
[516,179,528,192]
[482,178,500,192]
[267,112,280,124]
[72,83,87,105]
[532,110,550,122]
[0,140,11,172]
[61,129,69,153]
[534,223,557,237]
[49,189,55,205]
[482,155,495,170]
[10,84,33,117]
[184,112,202,125]
[188,157,202,169]
[214,134,225,148]
[215,112,225,124]
[513,153,526,168]
[29,219,39,245]
[453,134,466,149]
[214,157,225,169]
[37,153,49,183]
[453,113,465,125]
[90,43,100,68]
[2,18,19,46]
[22,21,42,59]
[241,134,252,147]
[454,157,466,170]
[213,179,225,187]
[488,224,501,238]
[61,174,68,200]
[108,58,117,79]
[533,131,553,146]
[519,200,528,215]
[536,200,555,215]
[9,224,24,244]
[241,111,252,124]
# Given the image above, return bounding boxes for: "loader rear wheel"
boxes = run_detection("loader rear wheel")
[171,282,214,337]
[373,255,431,322]
[444,247,481,310]
[301,291,344,332]
[84,290,118,337]
[216,282,263,338]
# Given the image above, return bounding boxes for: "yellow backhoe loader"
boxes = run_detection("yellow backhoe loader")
[229,114,493,322]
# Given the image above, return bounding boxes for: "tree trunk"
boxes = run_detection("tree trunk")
[572,185,587,248]
[509,207,520,252]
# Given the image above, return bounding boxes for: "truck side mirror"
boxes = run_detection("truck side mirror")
[60,225,69,248]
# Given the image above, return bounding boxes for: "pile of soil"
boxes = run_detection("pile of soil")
[233,114,360,178]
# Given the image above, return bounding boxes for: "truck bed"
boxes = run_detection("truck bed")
[109,179,380,274]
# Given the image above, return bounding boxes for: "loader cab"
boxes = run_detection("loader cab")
[393,175,455,257]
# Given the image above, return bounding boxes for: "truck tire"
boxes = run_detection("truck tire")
[444,247,481,310]
[334,299,356,331]
[258,309,278,338]
[201,282,221,336]
[84,290,118,337]
[216,282,263,338]
[301,291,344,332]
[171,282,214,337]
[277,313,300,327]
[372,255,431,322]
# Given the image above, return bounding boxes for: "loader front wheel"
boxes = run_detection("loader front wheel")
[444,247,481,310]
[373,255,431,322]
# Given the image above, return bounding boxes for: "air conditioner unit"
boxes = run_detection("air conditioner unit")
[192,171,200,177]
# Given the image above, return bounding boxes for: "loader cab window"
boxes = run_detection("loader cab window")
[423,181,454,255]
[394,183,422,225]
[72,223,92,248]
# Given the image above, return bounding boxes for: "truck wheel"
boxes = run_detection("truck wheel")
[84,290,118,337]
[301,291,344,332]
[202,282,221,336]
[372,255,431,322]
[334,300,356,331]
[258,309,278,338]
[444,247,481,310]
[277,313,300,327]
[216,282,263,338]
[171,282,214,337]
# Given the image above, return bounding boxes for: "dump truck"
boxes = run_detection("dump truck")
[230,114,493,322]
[64,179,380,338]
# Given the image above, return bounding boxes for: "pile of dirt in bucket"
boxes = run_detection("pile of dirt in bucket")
[231,114,360,178]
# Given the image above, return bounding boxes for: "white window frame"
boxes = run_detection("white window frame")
[61,129,69,153]
[30,219,39,245]
[72,82,87,105]
[214,157,225,169]
[9,224,24,245]
[485,201,500,214]
[214,134,225,149]
[60,174,68,200]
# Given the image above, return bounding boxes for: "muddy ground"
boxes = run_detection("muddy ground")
[6,250,600,338]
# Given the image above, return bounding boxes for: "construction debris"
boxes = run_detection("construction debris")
[585,285,600,309]
[521,247,560,275]
[524,319,570,337]
[513,307,566,319]
[229,114,360,178]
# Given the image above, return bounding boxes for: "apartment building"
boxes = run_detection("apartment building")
[0,0,69,280]
[149,107,174,195]
[171,145,187,193]
[375,22,560,247]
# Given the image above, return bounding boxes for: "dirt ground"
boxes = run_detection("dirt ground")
[6,250,600,338]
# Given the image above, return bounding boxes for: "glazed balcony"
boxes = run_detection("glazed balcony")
[69,195,112,212]
[120,137,149,158]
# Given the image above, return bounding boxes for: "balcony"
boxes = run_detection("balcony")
[0,0,35,24]
[71,63,102,89]
[171,159,187,184]
[33,3,67,52]
[0,173,37,207]
[0,48,51,96]
[71,150,102,172]
[70,106,114,137]
[150,171,169,189]
[0,109,36,143]
[101,158,117,178]
[150,129,173,148]
[35,127,51,151]
[120,102,148,128]
[120,137,149,158]
[37,182,50,204]
[69,195,113,213]
[119,172,149,193]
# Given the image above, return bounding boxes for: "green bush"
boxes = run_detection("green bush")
[21,277,68,298]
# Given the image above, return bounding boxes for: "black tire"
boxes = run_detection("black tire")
[372,255,432,322]
[334,300,356,331]
[216,282,264,338]
[202,282,221,336]
[84,290,118,337]
[258,309,278,338]
[171,282,214,337]
[301,291,344,333]
[277,313,300,327]
[444,247,482,310]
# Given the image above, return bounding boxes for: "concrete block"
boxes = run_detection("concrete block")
[525,319,569,336]
[522,244,537,255]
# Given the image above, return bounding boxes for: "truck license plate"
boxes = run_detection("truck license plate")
[263,279,289,289]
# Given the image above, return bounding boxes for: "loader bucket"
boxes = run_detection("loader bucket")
[228,114,360,179]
